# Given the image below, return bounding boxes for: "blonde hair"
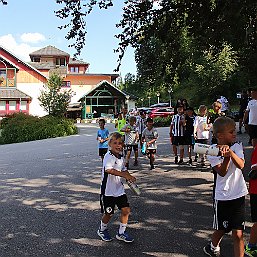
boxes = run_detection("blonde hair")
[213,116,235,137]
[129,116,137,123]
[198,105,207,112]
[212,101,222,109]
[108,132,124,144]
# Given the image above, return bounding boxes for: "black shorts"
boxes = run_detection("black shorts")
[99,148,108,157]
[250,194,257,222]
[146,149,156,155]
[196,139,208,144]
[213,196,245,233]
[184,135,195,146]
[100,194,129,214]
[248,125,257,140]
[126,144,138,152]
[172,136,185,146]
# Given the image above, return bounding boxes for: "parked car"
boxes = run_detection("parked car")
[148,107,174,118]
[137,107,155,114]
[150,103,170,108]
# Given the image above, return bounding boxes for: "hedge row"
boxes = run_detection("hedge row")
[0,113,78,144]
[153,116,172,127]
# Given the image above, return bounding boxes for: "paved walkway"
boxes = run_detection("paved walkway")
[0,122,253,257]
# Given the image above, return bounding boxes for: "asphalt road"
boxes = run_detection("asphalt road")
[0,123,253,257]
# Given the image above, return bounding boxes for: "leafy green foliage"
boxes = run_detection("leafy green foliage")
[0,113,78,144]
[38,74,73,117]
[153,116,172,127]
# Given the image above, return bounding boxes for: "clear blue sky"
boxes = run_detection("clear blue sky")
[0,0,137,77]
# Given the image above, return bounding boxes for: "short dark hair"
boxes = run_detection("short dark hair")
[99,118,105,124]
[146,117,153,123]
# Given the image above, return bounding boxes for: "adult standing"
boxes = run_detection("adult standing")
[243,88,257,147]
[238,90,249,134]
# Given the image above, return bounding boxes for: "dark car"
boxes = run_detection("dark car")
[148,107,174,118]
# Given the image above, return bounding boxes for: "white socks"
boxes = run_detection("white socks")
[211,242,220,253]
[100,221,108,231]
[119,223,127,234]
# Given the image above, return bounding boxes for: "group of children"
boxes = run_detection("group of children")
[95,103,257,257]
[169,101,224,166]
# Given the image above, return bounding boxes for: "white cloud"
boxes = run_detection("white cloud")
[20,32,46,44]
[0,34,41,62]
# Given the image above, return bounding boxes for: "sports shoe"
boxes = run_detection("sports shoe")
[178,159,184,164]
[203,242,220,257]
[188,158,193,165]
[116,231,134,243]
[245,244,257,257]
[175,156,178,164]
[150,164,155,170]
[97,229,112,242]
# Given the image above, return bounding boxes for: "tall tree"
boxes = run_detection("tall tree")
[38,74,73,117]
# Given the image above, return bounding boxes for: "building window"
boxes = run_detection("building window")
[9,101,16,111]
[32,57,40,62]
[20,101,27,111]
[0,101,6,110]
[70,66,79,73]
[62,81,71,87]
[56,58,66,66]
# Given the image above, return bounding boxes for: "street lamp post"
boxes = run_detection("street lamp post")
[156,92,160,104]
[140,98,144,107]
[168,88,173,107]
[148,96,151,107]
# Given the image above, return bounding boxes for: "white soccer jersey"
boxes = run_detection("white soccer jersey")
[100,151,127,197]
[207,142,248,201]
[246,99,257,125]
[194,115,209,139]
[142,127,158,149]
[122,124,138,145]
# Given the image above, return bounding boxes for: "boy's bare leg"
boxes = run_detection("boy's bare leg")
[126,151,131,165]
[211,230,225,247]
[120,207,130,224]
[249,223,257,245]
[179,146,184,160]
[232,230,244,257]
[102,213,112,224]
[173,145,178,156]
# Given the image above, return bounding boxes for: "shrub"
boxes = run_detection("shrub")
[0,113,78,144]
[153,116,172,127]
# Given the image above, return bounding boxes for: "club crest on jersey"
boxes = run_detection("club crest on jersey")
[223,221,228,228]
[106,207,113,213]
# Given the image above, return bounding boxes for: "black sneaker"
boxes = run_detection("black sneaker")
[203,242,220,257]
[175,156,178,164]
[150,164,155,170]
[188,158,192,165]
[194,157,198,162]
[178,159,184,164]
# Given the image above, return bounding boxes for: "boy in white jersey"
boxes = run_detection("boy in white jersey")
[203,117,248,257]
[142,117,158,170]
[97,132,136,243]
[121,116,139,168]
